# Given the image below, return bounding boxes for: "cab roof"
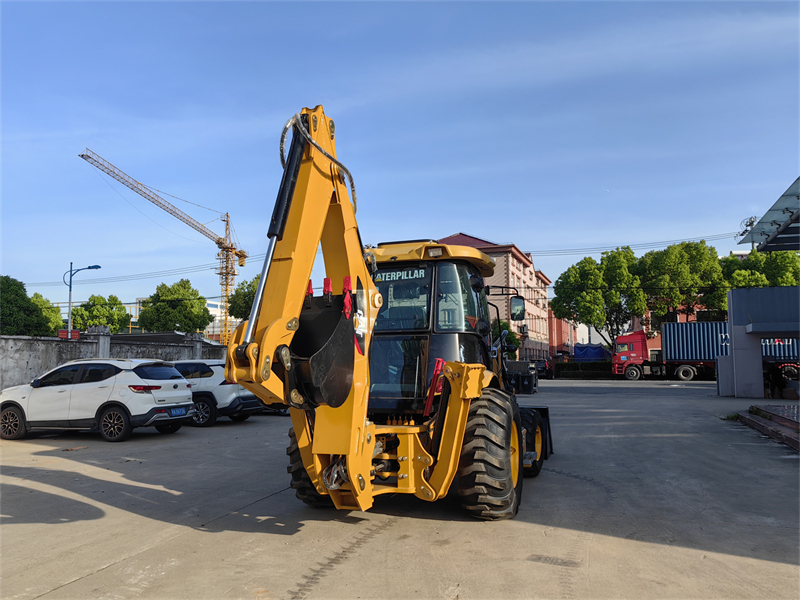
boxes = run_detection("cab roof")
[371,240,495,277]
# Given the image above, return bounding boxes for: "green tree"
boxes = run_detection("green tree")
[0,276,53,336]
[138,279,214,333]
[721,250,800,288]
[30,293,64,336]
[634,241,728,321]
[491,319,521,359]
[71,294,131,333]
[228,275,260,320]
[549,248,647,346]
[730,270,770,288]
[764,251,800,286]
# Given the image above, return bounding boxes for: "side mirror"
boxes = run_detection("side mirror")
[510,295,525,321]
[477,320,491,337]
[31,378,41,388]
[504,344,517,353]
[469,274,484,293]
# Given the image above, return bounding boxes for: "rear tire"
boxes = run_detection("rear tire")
[99,406,132,442]
[624,366,641,381]
[520,408,545,477]
[229,414,250,422]
[457,388,524,520]
[155,423,181,434]
[1,406,26,440]
[287,427,334,508]
[192,397,217,427]
[676,366,695,381]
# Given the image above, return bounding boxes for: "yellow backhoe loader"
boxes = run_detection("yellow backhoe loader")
[226,106,552,520]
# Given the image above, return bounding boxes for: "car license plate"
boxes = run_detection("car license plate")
[170,407,186,417]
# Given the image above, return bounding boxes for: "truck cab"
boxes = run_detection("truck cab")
[612,329,648,380]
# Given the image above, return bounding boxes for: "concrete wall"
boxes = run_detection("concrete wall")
[0,336,98,391]
[0,334,226,391]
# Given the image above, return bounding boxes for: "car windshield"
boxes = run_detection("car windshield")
[374,265,432,331]
[133,364,184,380]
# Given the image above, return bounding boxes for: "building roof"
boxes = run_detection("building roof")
[438,233,533,267]
[739,177,799,252]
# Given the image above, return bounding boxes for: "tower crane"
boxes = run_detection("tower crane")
[79,148,247,345]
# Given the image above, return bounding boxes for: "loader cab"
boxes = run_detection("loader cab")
[368,241,506,414]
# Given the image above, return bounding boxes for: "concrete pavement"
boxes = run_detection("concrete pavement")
[1,380,797,599]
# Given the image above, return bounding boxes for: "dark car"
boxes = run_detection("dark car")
[534,359,554,380]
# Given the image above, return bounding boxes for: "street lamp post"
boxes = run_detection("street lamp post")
[63,262,101,338]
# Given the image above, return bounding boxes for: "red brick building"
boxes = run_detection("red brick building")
[548,309,578,359]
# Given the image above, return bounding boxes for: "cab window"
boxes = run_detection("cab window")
[435,262,481,333]
[374,265,432,331]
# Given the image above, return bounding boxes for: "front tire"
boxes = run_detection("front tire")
[520,408,545,477]
[192,397,217,427]
[287,427,334,508]
[1,406,26,440]
[624,366,641,381]
[457,388,524,520]
[99,406,132,442]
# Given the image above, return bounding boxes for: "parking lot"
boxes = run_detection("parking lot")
[2,380,798,599]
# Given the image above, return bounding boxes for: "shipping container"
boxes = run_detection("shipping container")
[662,322,730,361]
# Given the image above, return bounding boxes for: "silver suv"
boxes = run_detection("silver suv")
[0,359,195,442]
[173,360,263,426]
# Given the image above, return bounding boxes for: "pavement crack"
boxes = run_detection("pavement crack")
[286,516,399,599]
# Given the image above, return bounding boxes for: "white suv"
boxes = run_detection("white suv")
[173,360,265,426]
[0,359,195,442]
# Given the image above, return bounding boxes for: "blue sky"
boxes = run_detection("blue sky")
[2,1,798,309]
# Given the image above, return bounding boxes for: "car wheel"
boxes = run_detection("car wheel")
[99,406,132,442]
[155,423,181,434]
[1,406,26,440]
[192,397,217,427]
[229,414,250,422]
[781,365,798,381]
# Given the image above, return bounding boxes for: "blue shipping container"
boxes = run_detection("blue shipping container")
[662,322,798,362]
[662,322,729,362]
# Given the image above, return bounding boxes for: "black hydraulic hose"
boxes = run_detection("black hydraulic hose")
[269,114,308,240]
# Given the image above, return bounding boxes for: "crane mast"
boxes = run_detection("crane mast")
[80,148,247,344]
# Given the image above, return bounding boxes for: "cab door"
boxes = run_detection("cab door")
[26,364,81,424]
[68,364,118,423]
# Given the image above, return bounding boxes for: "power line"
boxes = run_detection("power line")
[522,232,738,256]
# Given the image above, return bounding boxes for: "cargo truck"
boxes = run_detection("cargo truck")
[613,322,799,382]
